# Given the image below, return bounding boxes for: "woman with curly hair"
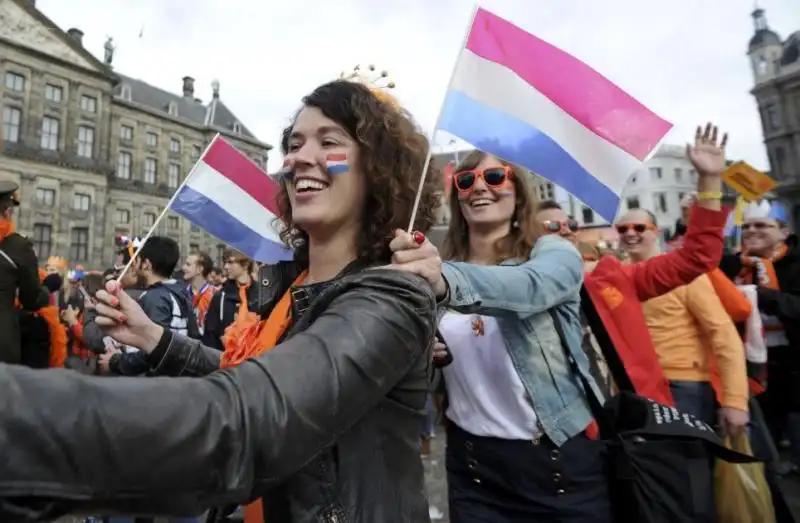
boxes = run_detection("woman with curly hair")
[0,80,441,523]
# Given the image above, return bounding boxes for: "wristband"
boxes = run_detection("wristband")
[695,191,722,201]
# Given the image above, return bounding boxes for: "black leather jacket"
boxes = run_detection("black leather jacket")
[0,266,436,523]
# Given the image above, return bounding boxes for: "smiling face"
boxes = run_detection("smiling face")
[616,209,660,260]
[284,106,365,240]
[456,154,516,230]
[742,217,786,256]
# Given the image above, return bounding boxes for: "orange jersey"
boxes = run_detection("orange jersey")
[192,283,216,333]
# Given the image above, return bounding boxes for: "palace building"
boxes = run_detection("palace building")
[0,0,272,268]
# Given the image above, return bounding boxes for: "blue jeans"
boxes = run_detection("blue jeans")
[669,380,717,427]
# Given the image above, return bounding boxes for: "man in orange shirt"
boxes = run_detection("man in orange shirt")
[617,207,749,435]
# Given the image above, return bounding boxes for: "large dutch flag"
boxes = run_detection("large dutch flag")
[439,8,673,221]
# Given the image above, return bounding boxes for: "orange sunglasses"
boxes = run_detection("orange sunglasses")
[615,223,657,235]
[452,165,514,193]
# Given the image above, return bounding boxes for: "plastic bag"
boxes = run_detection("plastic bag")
[715,433,776,523]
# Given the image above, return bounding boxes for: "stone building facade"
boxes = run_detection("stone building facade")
[746,7,800,227]
[0,0,272,268]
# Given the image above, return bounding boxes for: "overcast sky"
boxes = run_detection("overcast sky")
[38,0,800,173]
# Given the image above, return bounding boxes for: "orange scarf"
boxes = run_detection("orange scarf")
[739,243,788,291]
[14,267,68,368]
[0,218,14,243]
[220,271,308,523]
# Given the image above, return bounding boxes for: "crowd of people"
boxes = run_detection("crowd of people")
[0,78,797,523]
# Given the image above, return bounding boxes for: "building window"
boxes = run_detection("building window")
[689,169,697,183]
[36,188,55,207]
[4,72,24,92]
[626,197,640,210]
[2,106,21,143]
[774,147,786,178]
[115,209,131,224]
[674,168,683,182]
[168,163,180,188]
[216,244,225,265]
[190,225,200,233]
[32,223,52,259]
[44,84,63,103]
[167,216,180,229]
[537,183,555,201]
[69,228,89,261]
[40,116,59,150]
[143,212,156,228]
[117,152,132,179]
[77,126,94,158]
[80,95,97,113]
[192,144,202,158]
[146,132,158,147]
[653,192,668,213]
[233,122,242,133]
[766,104,780,130]
[649,167,662,180]
[189,243,199,254]
[582,206,594,225]
[120,124,133,141]
[168,102,178,117]
[170,137,181,153]
[72,192,91,211]
[120,84,132,101]
[144,158,157,184]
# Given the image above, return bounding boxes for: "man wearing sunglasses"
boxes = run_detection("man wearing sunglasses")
[535,200,580,246]
[719,200,800,473]
[615,203,748,436]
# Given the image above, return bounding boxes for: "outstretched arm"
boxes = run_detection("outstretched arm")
[0,271,435,518]
[442,235,583,319]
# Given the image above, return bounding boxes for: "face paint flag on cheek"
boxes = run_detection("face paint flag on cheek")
[326,153,349,175]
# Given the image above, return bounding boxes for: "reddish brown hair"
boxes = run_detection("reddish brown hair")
[440,151,539,264]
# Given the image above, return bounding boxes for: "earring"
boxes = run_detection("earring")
[512,219,519,228]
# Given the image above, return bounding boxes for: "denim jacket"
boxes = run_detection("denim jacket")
[441,234,604,446]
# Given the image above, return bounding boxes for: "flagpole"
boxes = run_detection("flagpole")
[406,5,479,231]
[115,133,221,282]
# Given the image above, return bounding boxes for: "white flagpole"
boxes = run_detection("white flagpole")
[116,133,221,282]
[407,5,479,232]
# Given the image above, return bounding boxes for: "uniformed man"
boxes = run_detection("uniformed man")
[0,180,50,364]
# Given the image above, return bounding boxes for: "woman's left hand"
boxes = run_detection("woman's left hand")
[387,230,447,298]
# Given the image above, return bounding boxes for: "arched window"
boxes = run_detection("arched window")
[120,84,132,101]
[233,121,242,134]
[168,101,179,117]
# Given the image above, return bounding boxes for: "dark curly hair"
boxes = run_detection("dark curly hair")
[277,80,440,266]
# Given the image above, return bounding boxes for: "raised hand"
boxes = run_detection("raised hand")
[686,122,728,176]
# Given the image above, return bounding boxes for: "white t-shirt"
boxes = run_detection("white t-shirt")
[439,312,538,440]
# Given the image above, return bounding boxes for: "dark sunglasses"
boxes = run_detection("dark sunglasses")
[742,222,776,231]
[615,223,656,235]
[453,166,513,192]
[543,219,579,233]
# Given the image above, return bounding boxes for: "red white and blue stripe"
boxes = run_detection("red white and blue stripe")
[171,136,293,263]
[439,8,673,221]
[326,153,349,175]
